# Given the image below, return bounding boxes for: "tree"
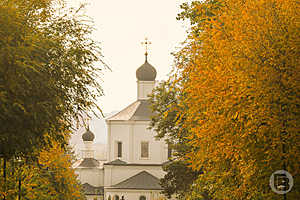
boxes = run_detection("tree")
[149,2,221,198]
[149,81,201,199]
[0,137,85,200]
[170,0,300,199]
[160,160,202,199]
[0,0,105,159]
[149,81,189,157]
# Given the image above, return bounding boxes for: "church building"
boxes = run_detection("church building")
[74,49,170,200]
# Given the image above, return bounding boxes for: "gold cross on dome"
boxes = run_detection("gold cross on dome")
[141,37,151,60]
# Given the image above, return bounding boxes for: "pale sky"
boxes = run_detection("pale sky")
[68,0,188,114]
[67,0,189,145]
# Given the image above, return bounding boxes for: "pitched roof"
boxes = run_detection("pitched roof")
[82,183,104,195]
[111,171,162,190]
[105,159,127,165]
[78,158,99,168]
[106,100,152,121]
[104,159,162,166]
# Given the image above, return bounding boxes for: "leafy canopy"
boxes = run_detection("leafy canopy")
[166,0,300,199]
[0,0,105,159]
[0,138,85,200]
[149,81,201,199]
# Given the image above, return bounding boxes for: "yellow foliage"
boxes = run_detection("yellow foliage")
[174,0,300,199]
[0,139,84,200]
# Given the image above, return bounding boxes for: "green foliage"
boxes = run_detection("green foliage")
[0,0,105,159]
[177,0,221,36]
[160,160,202,199]
[149,80,191,157]
[149,81,201,198]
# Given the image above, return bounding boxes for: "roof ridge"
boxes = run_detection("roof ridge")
[111,170,162,190]
[106,100,141,121]
[105,158,127,165]
[136,170,159,180]
[129,99,152,121]
[78,158,99,168]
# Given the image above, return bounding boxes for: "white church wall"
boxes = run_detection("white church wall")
[104,165,112,187]
[105,189,162,200]
[109,123,130,161]
[76,168,104,187]
[132,122,167,164]
[108,120,169,164]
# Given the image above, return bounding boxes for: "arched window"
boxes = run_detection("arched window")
[139,195,146,200]
[114,195,120,200]
[117,142,122,158]
[141,141,149,158]
[108,195,111,200]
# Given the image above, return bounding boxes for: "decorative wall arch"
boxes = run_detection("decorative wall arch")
[114,195,120,200]
[139,195,146,200]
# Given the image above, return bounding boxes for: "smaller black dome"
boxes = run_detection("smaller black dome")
[136,61,157,81]
[82,129,95,141]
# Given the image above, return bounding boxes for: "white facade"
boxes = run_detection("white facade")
[107,121,167,164]
[76,167,104,187]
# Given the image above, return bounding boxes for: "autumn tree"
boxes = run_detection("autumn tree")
[149,81,190,157]
[0,137,85,200]
[0,0,104,160]
[167,0,300,199]
[149,2,222,198]
[149,81,202,199]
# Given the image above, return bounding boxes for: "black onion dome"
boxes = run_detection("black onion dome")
[82,129,95,141]
[136,61,157,81]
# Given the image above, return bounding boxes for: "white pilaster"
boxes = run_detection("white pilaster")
[129,122,134,162]
[107,120,111,161]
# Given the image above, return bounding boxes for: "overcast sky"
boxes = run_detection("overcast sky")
[67,0,189,145]
[68,0,188,114]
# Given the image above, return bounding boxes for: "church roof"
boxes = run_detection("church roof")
[111,171,162,190]
[78,158,99,168]
[104,159,162,166]
[82,183,104,195]
[136,60,157,81]
[105,159,127,165]
[106,100,152,121]
[82,129,95,141]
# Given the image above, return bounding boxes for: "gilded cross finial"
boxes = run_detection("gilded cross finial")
[141,37,151,61]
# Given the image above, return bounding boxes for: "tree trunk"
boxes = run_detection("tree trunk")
[3,157,6,200]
